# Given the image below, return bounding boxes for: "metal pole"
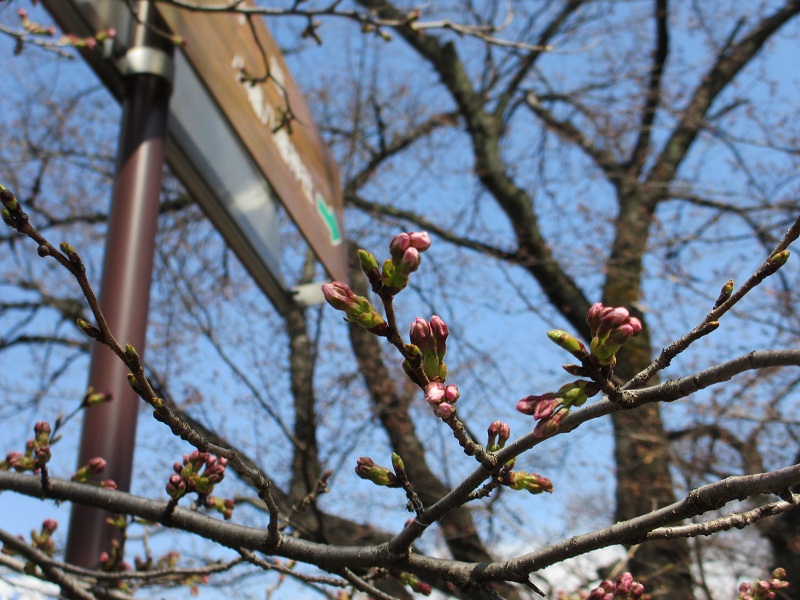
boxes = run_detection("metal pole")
[65,3,173,567]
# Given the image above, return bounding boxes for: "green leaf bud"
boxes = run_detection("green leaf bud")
[547,330,586,357]
[76,318,102,340]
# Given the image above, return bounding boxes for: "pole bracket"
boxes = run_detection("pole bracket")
[118,46,174,82]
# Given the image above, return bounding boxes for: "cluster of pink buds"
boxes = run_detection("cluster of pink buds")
[0,422,52,474]
[356,231,432,295]
[166,451,233,517]
[405,315,449,383]
[586,303,642,366]
[738,569,790,600]
[99,542,131,573]
[486,421,510,452]
[321,282,388,335]
[354,456,400,487]
[399,572,433,595]
[504,471,553,495]
[30,519,58,558]
[204,496,235,520]
[424,381,460,418]
[517,380,600,438]
[588,572,649,600]
[17,9,56,36]
[71,456,116,489]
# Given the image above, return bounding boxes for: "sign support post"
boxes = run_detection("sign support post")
[65,2,174,567]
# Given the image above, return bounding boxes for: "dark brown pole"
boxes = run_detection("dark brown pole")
[65,3,173,567]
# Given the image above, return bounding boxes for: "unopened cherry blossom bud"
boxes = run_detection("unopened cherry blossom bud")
[87,457,106,473]
[322,282,359,312]
[34,421,51,441]
[399,247,420,274]
[533,408,568,438]
[408,231,431,251]
[424,381,445,404]
[444,384,460,403]
[410,318,434,352]
[166,474,187,499]
[354,457,399,487]
[506,471,553,494]
[433,402,455,418]
[100,480,117,490]
[389,233,411,261]
[430,315,448,358]
[516,393,557,418]
[42,519,58,534]
[487,421,510,450]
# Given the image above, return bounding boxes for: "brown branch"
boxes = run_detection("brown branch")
[625,0,669,176]
[647,0,800,187]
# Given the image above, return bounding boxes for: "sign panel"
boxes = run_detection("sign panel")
[40,0,348,302]
[157,2,347,282]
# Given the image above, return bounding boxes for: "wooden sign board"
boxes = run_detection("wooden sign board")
[41,0,347,288]
[157,2,347,282]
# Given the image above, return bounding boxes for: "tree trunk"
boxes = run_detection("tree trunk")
[602,191,693,599]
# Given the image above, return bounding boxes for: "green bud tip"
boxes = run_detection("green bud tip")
[0,186,18,210]
[722,279,734,294]
[391,453,404,472]
[358,249,379,271]
[124,343,137,360]
[76,318,100,339]
[769,250,790,267]
[547,330,585,355]
[59,242,76,255]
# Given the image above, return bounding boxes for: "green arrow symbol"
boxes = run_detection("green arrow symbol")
[316,194,342,245]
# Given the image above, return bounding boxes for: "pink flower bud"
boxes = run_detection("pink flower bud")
[616,572,634,594]
[166,474,187,499]
[516,393,557,417]
[42,519,58,534]
[444,384,460,403]
[321,282,358,312]
[399,247,421,274]
[389,233,410,260]
[533,409,568,438]
[100,480,117,490]
[410,317,433,347]
[430,315,449,358]
[354,457,398,486]
[34,422,51,436]
[408,231,431,251]
[424,382,446,404]
[433,402,454,418]
[87,457,107,473]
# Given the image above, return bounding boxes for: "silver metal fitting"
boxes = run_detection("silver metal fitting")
[118,46,174,81]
